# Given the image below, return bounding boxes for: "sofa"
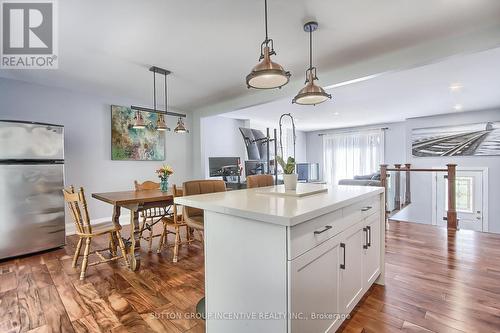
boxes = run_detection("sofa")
[338,172,381,187]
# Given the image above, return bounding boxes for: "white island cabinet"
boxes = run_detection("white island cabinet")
[175,184,385,333]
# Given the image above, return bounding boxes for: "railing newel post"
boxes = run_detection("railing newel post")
[405,163,411,205]
[447,164,458,230]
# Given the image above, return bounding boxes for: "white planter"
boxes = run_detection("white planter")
[283,173,298,191]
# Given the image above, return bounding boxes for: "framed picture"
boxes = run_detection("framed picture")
[412,121,500,157]
[111,105,165,161]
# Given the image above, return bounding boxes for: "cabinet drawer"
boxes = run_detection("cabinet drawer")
[289,209,347,260]
[342,195,380,223]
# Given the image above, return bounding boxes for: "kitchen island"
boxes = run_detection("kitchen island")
[175,183,385,333]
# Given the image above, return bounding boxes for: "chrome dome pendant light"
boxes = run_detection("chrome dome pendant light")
[292,21,331,105]
[246,0,290,89]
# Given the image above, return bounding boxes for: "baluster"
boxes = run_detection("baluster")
[394,164,401,210]
[447,164,457,230]
[405,163,411,205]
[380,164,388,219]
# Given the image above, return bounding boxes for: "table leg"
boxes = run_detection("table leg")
[129,204,142,271]
[110,205,120,255]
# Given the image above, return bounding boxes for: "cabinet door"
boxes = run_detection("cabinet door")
[290,236,340,333]
[339,226,364,315]
[363,214,381,287]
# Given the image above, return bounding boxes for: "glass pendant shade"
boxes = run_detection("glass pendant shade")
[246,46,290,89]
[174,117,188,133]
[132,111,146,129]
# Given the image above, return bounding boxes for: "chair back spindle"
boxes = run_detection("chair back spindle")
[63,186,92,234]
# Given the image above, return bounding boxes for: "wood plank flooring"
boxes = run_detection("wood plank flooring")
[1,221,500,332]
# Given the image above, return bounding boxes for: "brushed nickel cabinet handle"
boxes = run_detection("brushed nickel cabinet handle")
[340,243,346,270]
[361,206,372,212]
[314,225,332,235]
[367,226,372,247]
[363,228,368,249]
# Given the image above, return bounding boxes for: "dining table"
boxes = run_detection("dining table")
[92,188,179,271]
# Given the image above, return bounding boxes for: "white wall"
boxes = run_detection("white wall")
[305,110,500,233]
[405,109,500,233]
[0,78,192,231]
[200,116,247,178]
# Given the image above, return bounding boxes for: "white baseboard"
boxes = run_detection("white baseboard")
[65,214,131,236]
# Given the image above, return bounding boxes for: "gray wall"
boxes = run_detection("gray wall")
[305,110,500,233]
[0,78,192,231]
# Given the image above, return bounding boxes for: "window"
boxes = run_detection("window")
[444,176,474,213]
[322,130,384,185]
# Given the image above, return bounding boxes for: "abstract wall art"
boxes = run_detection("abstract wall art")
[412,121,500,157]
[111,105,165,161]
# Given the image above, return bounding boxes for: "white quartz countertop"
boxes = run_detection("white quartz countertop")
[175,184,384,227]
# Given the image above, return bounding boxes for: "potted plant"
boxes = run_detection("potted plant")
[276,156,297,191]
[156,165,174,192]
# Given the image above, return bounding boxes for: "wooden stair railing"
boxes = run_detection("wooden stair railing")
[380,163,457,230]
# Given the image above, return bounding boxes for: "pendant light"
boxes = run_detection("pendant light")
[246,0,290,89]
[292,22,331,105]
[174,117,189,133]
[131,66,188,132]
[156,114,168,131]
[132,111,146,129]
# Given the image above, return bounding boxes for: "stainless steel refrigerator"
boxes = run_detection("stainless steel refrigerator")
[0,120,65,260]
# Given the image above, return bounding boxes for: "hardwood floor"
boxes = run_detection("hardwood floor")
[1,221,500,333]
[339,221,500,333]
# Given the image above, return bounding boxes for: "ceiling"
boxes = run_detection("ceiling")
[224,47,500,131]
[1,0,500,113]
[223,47,500,131]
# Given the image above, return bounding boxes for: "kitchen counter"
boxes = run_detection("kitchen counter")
[175,184,385,333]
[175,183,384,226]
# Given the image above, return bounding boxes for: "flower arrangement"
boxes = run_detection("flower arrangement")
[156,165,174,180]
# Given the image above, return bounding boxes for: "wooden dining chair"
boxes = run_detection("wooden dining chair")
[134,180,172,253]
[63,186,129,280]
[158,184,192,262]
[182,180,226,244]
[246,174,274,188]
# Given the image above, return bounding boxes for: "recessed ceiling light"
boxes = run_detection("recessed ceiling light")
[449,83,463,92]
[454,104,463,111]
[333,112,340,116]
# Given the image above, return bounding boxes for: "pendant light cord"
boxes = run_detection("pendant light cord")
[153,71,157,111]
[164,74,167,114]
[264,0,269,42]
[309,29,313,69]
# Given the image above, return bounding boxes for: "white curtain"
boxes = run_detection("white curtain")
[323,130,385,185]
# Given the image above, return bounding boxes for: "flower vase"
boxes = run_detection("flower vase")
[160,177,169,192]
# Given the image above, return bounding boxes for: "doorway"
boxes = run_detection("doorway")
[434,169,487,231]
